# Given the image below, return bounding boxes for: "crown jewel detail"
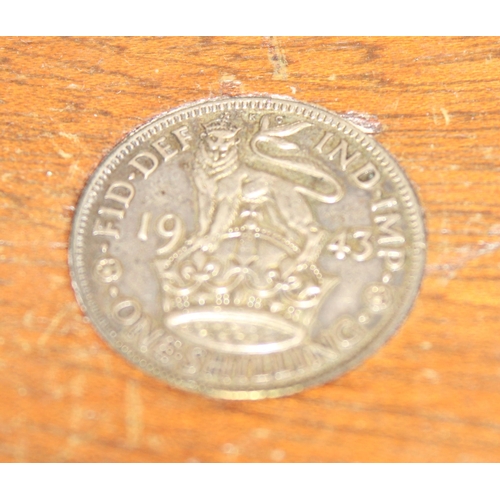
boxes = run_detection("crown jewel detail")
[203,113,239,133]
[155,225,338,354]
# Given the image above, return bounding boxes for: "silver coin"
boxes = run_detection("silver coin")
[69,96,426,400]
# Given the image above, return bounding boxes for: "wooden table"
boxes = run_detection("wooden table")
[1,36,499,462]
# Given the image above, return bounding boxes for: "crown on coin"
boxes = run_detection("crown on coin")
[154,223,338,355]
[203,113,239,134]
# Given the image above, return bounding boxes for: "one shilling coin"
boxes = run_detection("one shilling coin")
[69,96,426,399]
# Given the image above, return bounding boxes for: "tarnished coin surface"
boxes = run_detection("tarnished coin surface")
[69,96,426,399]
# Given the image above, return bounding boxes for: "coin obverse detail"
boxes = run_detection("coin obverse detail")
[69,96,426,399]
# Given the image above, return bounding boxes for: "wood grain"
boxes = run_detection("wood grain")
[1,36,499,462]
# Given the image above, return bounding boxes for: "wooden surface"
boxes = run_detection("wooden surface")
[1,36,500,463]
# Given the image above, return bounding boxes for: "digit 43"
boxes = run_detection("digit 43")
[327,227,374,262]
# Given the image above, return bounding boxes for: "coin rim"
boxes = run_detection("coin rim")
[69,94,426,400]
